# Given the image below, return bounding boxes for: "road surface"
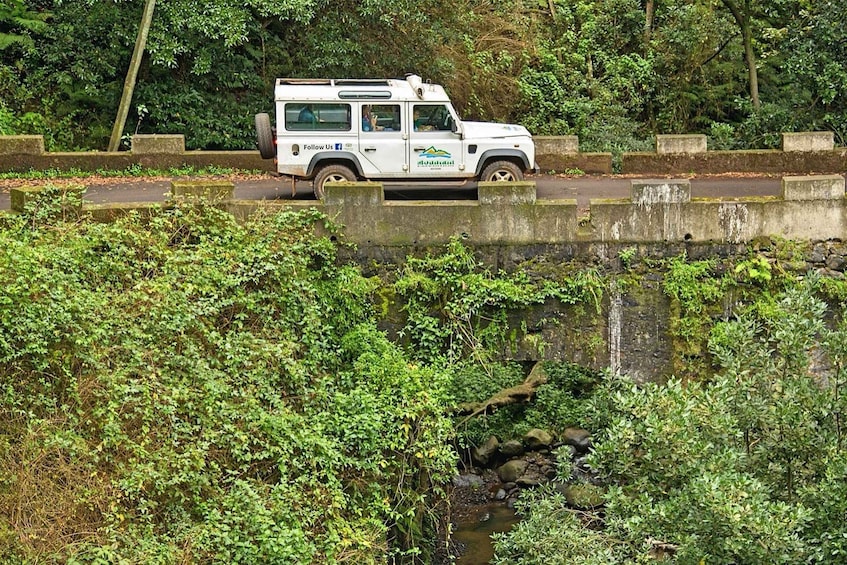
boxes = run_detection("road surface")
[0,173,791,214]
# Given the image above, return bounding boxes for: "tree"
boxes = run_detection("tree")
[0,0,47,51]
[719,0,760,109]
[108,0,155,152]
[781,0,847,143]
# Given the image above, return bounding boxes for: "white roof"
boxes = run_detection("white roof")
[274,74,451,103]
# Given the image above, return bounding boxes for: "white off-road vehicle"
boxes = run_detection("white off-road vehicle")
[255,74,537,198]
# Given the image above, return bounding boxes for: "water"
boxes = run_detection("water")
[453,504,519,564]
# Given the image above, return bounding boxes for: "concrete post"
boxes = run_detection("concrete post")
[782,175,845,201]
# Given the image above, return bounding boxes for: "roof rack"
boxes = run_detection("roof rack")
[277,78,392,87]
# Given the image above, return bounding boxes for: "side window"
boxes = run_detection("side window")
[413,105,453,132]
[361,104,401,132]
[285,103,351,131]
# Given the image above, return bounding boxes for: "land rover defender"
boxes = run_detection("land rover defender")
[255,74,536,198]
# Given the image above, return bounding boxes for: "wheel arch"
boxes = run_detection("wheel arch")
[306,152,365,179]
[474,149,531,177]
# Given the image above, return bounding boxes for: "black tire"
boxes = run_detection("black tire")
[313,164,356,199]
[480,160,524,182]
[255,113,275,159]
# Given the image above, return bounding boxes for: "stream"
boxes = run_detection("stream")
[452,503,519,564]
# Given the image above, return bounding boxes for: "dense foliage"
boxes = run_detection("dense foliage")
[1,0,845,151]
[0,198,457,563]
[492,261,847,564]
[3,188,847,562]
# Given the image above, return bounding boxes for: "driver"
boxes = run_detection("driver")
[413,107,435,131]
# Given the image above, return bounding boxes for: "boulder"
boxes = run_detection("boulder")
[562,427,592,451]
[497,460,528,483]
[499,439,524,457]
[453,474,485,488]
[562,483,605,509]
[472,436,499,466]
[524,428,554,450]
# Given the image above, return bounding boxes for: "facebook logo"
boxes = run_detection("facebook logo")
[334,143,342,150]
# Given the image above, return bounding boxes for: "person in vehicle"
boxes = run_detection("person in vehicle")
[299,105,317,123]
[413,107,434,131]
[362,105,378,131]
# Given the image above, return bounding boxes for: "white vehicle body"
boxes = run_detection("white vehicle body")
[256,75,536,197]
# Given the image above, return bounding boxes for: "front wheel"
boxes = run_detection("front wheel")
[480,160,523,182]
[313,164,356,199]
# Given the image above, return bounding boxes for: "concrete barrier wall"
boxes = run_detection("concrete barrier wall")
[4,131,842,176]
[589,175,846,243]
[656,134,707,154]
[9,176,845,247]
[783,131,834,152]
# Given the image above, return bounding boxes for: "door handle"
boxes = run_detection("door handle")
[413,147,426,151]
[363,146,377,152]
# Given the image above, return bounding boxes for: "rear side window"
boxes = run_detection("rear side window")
[285,103,351,131]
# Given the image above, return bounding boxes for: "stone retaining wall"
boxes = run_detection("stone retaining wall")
[5,177,846,383]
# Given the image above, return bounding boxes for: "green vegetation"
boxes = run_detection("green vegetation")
[3,192,847,563]
[0,202,459,563]
[1,1,845,151]
[492,267,847,564]
[0,164,253,181]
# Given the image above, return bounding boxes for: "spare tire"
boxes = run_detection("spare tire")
[255,113,275,159]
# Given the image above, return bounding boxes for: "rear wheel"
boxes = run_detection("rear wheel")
[313,164,356,199]
[255,113,275,159]
[480,160,523,182]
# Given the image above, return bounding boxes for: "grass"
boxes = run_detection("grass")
[0,164,264,181]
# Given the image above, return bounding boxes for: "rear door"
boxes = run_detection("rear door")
[357,103,407,176]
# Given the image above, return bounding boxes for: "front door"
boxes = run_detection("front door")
[408,103,464,177]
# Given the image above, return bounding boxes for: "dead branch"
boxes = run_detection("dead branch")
[455,361,548,425]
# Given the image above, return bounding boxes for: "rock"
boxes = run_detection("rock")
[524,428,554,450]
[453,474,485,488]
[499,439,524,458]
[497,460,528,483]
[516,477,542,488]
[563,483,605,509]
[503,482,516,491]
[562,427,592,451]
[472,436,499,466]
[826,254,846,272]
[494,489,507,501]
[807,245,826,264]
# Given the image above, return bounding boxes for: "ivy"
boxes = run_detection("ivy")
[0,204,455,563]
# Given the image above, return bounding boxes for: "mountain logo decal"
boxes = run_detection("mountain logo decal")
[418,146,452,159]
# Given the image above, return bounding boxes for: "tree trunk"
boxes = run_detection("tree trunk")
[644,0,655,48]
[721,0,760,110]
[456,362,548,423]
[108,0,156,152]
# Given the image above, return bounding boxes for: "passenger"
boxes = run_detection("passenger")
[298,105,317,124]
[362,105,378,131]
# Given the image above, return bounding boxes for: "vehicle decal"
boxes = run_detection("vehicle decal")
[417,146,455,167]
[302,142,345,151]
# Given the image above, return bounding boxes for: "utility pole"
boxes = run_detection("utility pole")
[108,0,156,152]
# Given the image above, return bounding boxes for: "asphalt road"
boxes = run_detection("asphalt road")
[0,173,792,213]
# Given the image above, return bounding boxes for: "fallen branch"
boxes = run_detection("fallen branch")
[455,361,548,425]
